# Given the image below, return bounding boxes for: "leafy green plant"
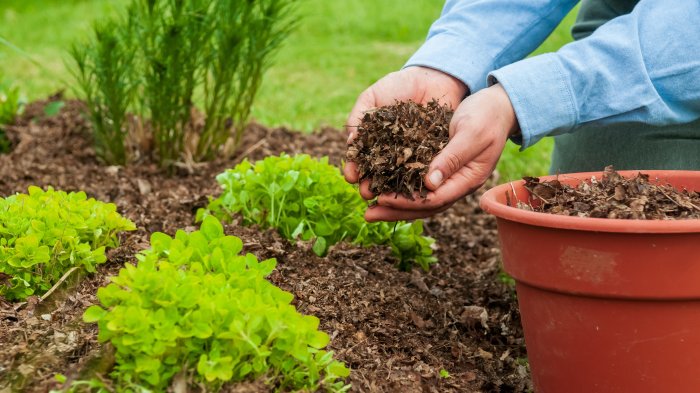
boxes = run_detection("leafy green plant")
[71,0,295,167]
[0,76,23,154]
[83,216,349,392]
[0,187,135,301]
[197,154,437,270]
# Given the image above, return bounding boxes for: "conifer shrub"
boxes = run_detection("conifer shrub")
[72,0,295,167]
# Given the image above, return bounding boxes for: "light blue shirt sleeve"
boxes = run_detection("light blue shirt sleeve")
[405,0,578,93]
[489,0,700,149]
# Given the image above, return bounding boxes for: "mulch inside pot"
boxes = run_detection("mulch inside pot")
[0,96,528,392]
[522,166,700,219]
[347,100,452,200]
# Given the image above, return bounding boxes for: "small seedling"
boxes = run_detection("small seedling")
[43,101,65,117]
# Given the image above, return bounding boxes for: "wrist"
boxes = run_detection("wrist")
[407,65,470,100]
[489,83,520,137]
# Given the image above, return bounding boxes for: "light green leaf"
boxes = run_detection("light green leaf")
[312,237,328,257]
[83,305,108,323]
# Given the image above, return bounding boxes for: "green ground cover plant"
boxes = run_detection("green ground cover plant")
[198,154,436,270]
[71,0,295,166]
[82,216,349,392]
[0,187,135,301]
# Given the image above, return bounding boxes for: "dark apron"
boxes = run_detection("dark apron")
[549,0,700,173]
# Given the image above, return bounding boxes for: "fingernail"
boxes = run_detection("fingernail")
[429,170,443,187]
[347,132,355,143]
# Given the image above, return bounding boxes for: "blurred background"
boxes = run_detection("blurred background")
[0,0,578,180]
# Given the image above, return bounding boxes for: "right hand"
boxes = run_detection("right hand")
[343,66,469,187]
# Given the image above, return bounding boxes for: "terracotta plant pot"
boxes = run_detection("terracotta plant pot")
[479,170,700,393]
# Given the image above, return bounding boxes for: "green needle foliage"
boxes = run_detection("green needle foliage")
[71,0,295,167]
[198,154,437,270]
[0,187,135,301]
[71,21,134,165]
[83,216,350,392]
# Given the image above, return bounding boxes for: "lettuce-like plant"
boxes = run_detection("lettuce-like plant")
[83,216,349,392]
[0,187,135,301]
[197,154,437,270]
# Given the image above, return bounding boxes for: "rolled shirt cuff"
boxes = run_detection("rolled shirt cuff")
[488,53,578,149]
[404,33,502,93]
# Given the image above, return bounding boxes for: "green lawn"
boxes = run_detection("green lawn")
[0,0,577,180]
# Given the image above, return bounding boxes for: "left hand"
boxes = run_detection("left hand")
[364,83,519,222]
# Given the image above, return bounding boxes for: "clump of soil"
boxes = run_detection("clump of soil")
[347,100,452,199]
[522,166,700,219]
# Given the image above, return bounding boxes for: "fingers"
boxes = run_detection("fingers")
[375,165,487,210]
[364,204,450,222]
[424,118,484,191]
[359,180,375,200]
[344,161,359,184]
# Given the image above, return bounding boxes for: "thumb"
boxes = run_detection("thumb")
[425,126,479,190]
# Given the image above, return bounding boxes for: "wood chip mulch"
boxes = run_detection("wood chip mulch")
[347,100,452,200]
[0,96,528,393]
[522,166,700,220]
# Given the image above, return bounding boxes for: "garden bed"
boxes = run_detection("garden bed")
[0,97,529,392]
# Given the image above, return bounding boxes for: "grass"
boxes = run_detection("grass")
[0,0,577,180]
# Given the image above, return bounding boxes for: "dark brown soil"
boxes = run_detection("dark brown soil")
[347,100,452,200]
[0,97,528,392]
[523,166,700,219]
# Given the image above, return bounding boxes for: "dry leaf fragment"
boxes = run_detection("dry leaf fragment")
[520,166,700,220]
[405,162,426,170]
[614,184,626,201]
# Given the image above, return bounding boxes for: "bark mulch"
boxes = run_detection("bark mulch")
[522,166,700,219]
[0,96,529,393]
[347,100,451,200]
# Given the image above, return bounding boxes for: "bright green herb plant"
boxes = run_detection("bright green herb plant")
[0,76,23,154]
[0,187,135,301]
[197,154,437,270]
[83,216,349,392]
[71,0,295,167]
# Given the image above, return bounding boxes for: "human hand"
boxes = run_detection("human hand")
[363,83,519,222]
[343,66,468,184]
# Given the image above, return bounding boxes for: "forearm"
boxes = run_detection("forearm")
[490,0,700,149]
[405,0,578,93]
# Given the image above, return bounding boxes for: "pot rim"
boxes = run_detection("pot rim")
[479,170,700,234]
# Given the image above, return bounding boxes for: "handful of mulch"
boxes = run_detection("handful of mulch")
[519,166,700,220]
[346,100,452,199]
